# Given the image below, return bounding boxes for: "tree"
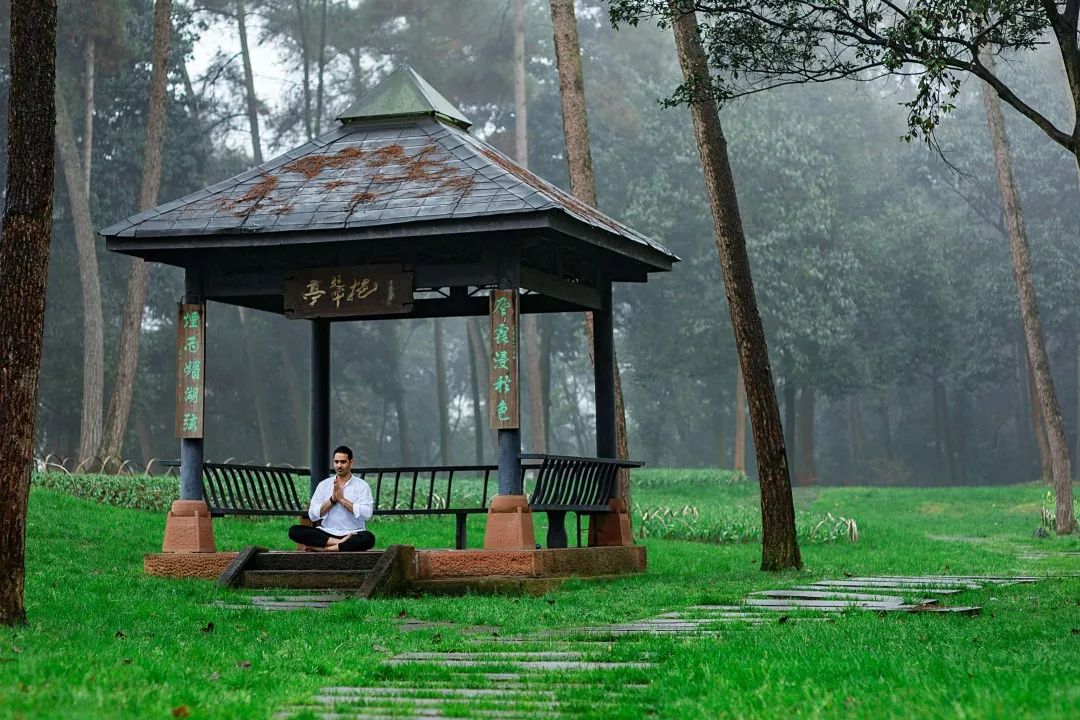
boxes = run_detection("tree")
[0,0,57,626]
[98,0,173,460]
[54,91,104,463]
[548,0,633,504]
[609,0,1080,171]
[611,0,1079,527]
[980,52,1076,532]
[668,5,802,570]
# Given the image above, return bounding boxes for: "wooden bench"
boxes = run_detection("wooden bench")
[197,462,499,549]
[522,453,644,548]
[176,457,641,550]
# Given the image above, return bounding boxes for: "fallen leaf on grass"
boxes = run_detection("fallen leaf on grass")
[1071,628,1079,635]
[372,643,388,653]
[777,616,789,624]
[171,706,189,718]
[200,622,214,634]
[397,610,408,618]
[208,672,221,681]
[236,660,252,669]
[121,659,132,665]
[114,630,126,638]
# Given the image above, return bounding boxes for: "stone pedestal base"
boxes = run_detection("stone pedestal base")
[482,495,536,550]
[588,498,634,547]
[162,500,216,553]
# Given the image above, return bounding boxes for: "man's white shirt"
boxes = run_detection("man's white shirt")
[308,474,374,536]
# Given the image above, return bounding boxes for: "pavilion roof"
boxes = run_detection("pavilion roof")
[101,68,678,272]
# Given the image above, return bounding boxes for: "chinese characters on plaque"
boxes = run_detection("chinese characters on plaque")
[284,265,413,318]
[175,303,205,439]
[489,289,519,429]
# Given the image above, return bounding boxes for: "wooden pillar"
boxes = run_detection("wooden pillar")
[165,268,215,553]
[484,248,534,549]
[588,279,632,547]
[594,281,616,461]
[309,318,330,491]
[496,253,522,495]
[179,269,204,502]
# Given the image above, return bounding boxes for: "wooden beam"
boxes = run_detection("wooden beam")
[520,267,601,310]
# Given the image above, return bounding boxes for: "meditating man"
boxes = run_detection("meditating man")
[288,445,376,552]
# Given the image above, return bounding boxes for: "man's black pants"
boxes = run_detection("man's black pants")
[288,525,376,551]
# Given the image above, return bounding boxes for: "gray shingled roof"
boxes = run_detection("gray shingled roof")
[101,124,677,270]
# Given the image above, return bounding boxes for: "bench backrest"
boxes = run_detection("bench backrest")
[201,463,307,515]
[523,454,643,510]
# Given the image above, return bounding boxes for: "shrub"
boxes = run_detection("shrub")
[32,472,179,512]
[635,504,858,544]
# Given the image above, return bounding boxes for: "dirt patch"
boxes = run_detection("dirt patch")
[919,502,948,515]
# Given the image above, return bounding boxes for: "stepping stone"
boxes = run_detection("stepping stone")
[752,590,907,603]
[801,583,962,596]
[744,599,904,610]
[808,579,981,590]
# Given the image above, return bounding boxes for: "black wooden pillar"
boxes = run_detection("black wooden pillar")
[594,280,617,461]
[497,250,522,496]
[310,319,331,491]
[180,268,205,501]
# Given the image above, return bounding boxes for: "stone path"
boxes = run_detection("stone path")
[268,574,1040,719]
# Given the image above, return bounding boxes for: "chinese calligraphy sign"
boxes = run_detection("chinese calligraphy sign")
[175,303,205,439]
[284,265,413,318]
[489,289,519,429]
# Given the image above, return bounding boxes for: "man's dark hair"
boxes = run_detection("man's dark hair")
[332,445,353,460]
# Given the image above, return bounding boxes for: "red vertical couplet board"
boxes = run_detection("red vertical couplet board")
[489,289,520,429]
[175,303,206,439]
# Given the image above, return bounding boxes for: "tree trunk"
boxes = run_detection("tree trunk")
[981,55,1075,532]
[539,314,553,450]
[932,377,958,485]
[434,319,451,465]
[278,321,309,456]
[670,5,801,570]
[314,0,327,136]
[236,0,263,164]
[82,38,95,198]
[878,393,894,462]
[796,386,816,486]
[238,307,272,461]
[55,92,104,463]
[295,0,313,140]
[379,323,411,465]
[1027,355,1052,481]
[734,367,746,472]
[515,0,547,454]
[0,0,56,627]
[782,380,796,463]
[466,318,484,463]
[549,0,633,507]
[514,0,529,166]
[98,0,173,461]
[467,317,496,455]
[953,391,968,485]
[1015,338,1033,471]
[847,396,865,471]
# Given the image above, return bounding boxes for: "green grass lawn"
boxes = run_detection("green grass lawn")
[2,473,1078,719]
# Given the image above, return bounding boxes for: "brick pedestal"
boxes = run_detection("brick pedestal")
[588,497,634,547]
[482,495,536,550]
[162,500,216,553]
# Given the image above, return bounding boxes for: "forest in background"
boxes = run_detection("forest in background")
[2,0,1079,487]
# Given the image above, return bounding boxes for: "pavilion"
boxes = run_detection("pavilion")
[101,66,677,559]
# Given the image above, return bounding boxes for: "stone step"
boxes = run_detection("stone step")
[248,550,383,572]
[240,569,369,589]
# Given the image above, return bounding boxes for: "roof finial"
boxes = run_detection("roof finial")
[336,65,472,129]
